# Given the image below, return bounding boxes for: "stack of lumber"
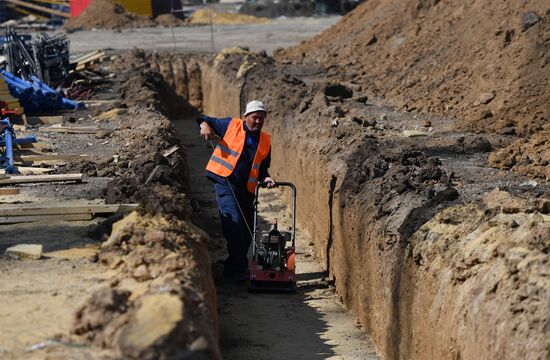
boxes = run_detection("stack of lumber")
[0,76,23,115]
[0,173,83,185]
[73,51,107,71]
[0,202,139,224]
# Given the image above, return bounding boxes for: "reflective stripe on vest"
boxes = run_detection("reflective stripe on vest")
[205,118,271,193]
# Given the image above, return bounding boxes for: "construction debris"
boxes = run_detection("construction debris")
[3,28,70,87]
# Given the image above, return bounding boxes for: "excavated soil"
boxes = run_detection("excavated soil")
[140,47,549,359]
[0,54,220,359]
[279,0,549,135]
[64,0,156,31]
[68,57,220,359]
[489,126,550,180]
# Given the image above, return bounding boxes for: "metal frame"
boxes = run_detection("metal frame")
[251,181,297,258]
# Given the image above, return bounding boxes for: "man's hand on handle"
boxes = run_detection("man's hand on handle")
[264,177,276,188]
[200,122,219,140]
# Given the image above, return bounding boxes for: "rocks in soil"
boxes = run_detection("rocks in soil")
[72,287,131,345]
[5,244,43,260]
[74,211,220,359]
[521,11,541,31]
[410,193,550,358]
[488,128,550,180]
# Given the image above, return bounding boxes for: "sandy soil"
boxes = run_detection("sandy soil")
[0,220,111,358]
[174,116,381,359]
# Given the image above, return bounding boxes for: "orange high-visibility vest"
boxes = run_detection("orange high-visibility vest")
[206,118,271,193]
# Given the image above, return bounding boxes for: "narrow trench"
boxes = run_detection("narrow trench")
[167,71,380,359]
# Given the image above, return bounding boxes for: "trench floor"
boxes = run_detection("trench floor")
[175,117,380,360]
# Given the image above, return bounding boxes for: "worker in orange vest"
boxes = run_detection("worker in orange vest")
[198,100,276,282]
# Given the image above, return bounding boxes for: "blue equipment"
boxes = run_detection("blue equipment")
[1,71,85,113]
[0,118,37,175]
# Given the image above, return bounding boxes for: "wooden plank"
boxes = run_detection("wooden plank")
[0,213,92,224]
[15,154,89,162]
[0,188,20,196]
[17,142,52,150]
[16,148,54,154]
[73,50,104,64]
[76,52,106,66]
[6,0,70,17]
[27,116,64,125]
[38,126,99,134]
[0,203,139,216]
[0,174,83,185]
[0,167,54,175]
[162,145,179,158]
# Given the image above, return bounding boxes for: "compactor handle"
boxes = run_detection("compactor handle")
[252,181,297,256]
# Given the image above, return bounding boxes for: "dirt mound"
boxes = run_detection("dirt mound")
[154,13,186,27]
[64,0,155,31]
[188,8,270,25]
[489,127,550,180]
[73,211,220,359]
[279,0,549,135]
[67,51,220,359]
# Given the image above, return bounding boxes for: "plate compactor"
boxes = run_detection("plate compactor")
[249,182,297,292]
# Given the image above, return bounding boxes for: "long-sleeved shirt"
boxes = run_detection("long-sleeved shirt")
[197,115,271,194]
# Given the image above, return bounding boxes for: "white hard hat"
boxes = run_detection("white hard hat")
[244,100,266,116]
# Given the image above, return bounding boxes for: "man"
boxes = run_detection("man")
[197,100,276,281]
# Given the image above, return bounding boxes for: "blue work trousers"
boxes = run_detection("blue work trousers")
[214,181,254,275]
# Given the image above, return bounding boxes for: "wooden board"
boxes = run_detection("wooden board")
[0,213,93,224]
[15,154,89,163]
[38,126,99,134]
[0,203,139,216]
[162,145,179,158]
[0,188,20,196]
[83,99,118,105]
[16,148,54,154]
[0,167,55,175]
[17,142,52,150]
[73,50,105,64]
[0,174,83,185]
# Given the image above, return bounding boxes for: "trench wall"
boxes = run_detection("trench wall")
[152,50,549,360]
